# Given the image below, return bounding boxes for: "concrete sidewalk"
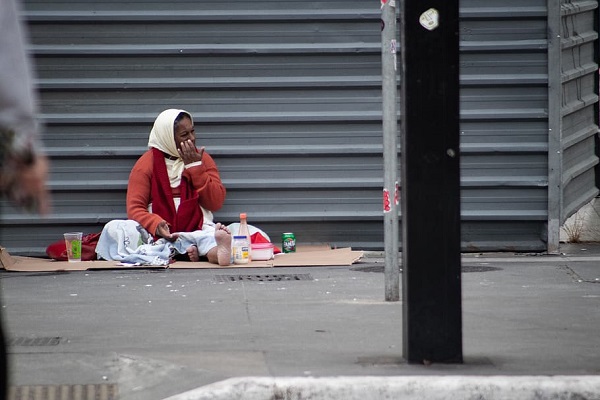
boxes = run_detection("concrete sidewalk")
[1,243,599,399]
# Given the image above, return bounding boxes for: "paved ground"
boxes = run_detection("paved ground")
[0,243,599,399]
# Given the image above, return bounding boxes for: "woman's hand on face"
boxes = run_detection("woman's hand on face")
[178,140,204,165]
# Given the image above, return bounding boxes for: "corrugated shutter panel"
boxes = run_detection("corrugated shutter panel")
[6,1,385,255]
[559,0,600,219]
[460,1,556,251]
[1,0,598,255]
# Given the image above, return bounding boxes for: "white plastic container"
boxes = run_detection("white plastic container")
[232,235,250,264]
[250,242,274,261]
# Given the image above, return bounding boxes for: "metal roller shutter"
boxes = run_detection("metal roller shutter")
[1,0,597,255]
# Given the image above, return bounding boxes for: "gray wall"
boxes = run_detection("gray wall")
[1,0,598,255]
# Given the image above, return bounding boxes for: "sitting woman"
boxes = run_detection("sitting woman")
[96,109,231,266]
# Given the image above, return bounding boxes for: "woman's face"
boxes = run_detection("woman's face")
[174,116,195,150]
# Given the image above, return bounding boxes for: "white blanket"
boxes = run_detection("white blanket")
[95,219,217,266]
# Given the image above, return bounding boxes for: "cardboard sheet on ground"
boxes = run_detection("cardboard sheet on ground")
[0,245,363,272]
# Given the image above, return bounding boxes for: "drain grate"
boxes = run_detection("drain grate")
[215,273,313,282]
[9,336,61,346]
[351,265,502,273]
[462,265,503,273]
[350,265,393,273]
[8,384,118,400]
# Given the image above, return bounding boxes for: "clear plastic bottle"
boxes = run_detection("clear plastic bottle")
[239,212,252,261]
[232,235,250,264]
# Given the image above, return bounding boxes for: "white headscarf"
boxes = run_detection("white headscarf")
[147,109,193,188]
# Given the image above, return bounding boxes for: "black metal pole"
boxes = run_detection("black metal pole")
[400,1,463,364]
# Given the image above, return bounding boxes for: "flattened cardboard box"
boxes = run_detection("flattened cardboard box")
[0,247,13,270]
[0,245,363,272]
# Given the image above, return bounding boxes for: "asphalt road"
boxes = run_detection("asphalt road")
[1,243,599,400]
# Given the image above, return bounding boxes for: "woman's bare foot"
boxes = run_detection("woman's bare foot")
[186,245,199,262]
[208,222,232,266]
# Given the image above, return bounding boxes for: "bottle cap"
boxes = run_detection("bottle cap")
[240,212,247,219]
